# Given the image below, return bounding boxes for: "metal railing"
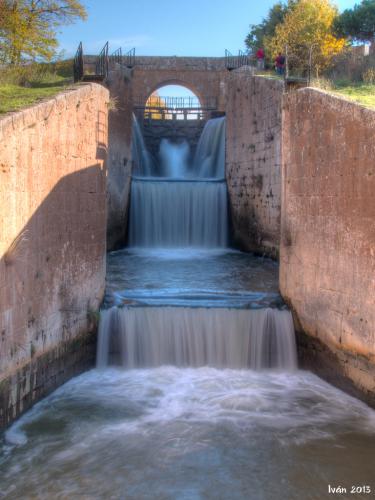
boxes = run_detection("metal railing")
[134,96,217,109]
[73,42,84,82]
[134,95,217,120]
[285,44,316,85]
[109,47,136,68]
[144,108,205,120]
[110,47,122,64]
[125,48,136,67]
[225,49,250,70]
[95,41,109,79]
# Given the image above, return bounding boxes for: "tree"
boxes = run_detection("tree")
[145,93,171,120]
[245,2,299,54]
[334,0,375,43]
[0,0,86,64]
[265,0,346,76]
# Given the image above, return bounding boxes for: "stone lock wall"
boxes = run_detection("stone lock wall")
[281,88,375,405]
[0,84,109,428]
[226,72,283,257]
[106,66,133,250]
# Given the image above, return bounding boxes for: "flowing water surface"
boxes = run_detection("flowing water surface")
[1,368,375,500]
[104,249,282,309]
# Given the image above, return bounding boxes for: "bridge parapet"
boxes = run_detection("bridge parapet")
[133,95,218,120]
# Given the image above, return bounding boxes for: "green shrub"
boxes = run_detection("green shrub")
[363,68,375,84]
[311,77,334,91]
[0,60,73,87]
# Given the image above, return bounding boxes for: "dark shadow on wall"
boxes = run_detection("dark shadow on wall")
[0,161,107,429]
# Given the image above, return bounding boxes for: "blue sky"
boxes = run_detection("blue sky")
[58,0,358,58]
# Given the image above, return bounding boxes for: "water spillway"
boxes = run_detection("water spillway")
[97,307,297,370]
[128,178,228,248]
[129,116,229,248]
[99,115,297,369]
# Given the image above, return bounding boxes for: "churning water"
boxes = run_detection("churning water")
[2,368,375,499]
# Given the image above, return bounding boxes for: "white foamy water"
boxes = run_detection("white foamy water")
[159,138,191,177]
[2,368,375,499]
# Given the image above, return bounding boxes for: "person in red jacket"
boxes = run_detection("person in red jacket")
[256,47,265,70]
[275,52,285,75]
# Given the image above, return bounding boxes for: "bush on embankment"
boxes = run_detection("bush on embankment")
[0,60,74,114]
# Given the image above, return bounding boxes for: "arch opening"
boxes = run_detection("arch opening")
[145,84,202,120]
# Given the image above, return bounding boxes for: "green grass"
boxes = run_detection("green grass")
[0,61,74,114]
[0,81,72,114]
[310,78,375,109]
[255,69,283,80]
[257,71,375,109]
[331,83,375,109]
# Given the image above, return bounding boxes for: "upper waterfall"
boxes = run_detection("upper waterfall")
[131,114,155,177]
[131,115,226,179]
[128,115,229,248]
[193,116,225,178]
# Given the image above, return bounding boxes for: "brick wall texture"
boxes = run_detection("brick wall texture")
[226,72,283,257]
[281,88,375,403]
[0,83,109,427]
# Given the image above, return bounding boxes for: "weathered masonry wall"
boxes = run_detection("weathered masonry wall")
[0,84,109,428]
[226,72,283,258]
[106,66,133,250]
[281,88,375,406]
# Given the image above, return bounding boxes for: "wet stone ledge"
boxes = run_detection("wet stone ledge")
[0,328,97,430]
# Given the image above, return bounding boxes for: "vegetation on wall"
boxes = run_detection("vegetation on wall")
[0,0,86,64]
[245,1,296,54]
[0,60,74,114]
[0,1,86,114]
[265,0,346,76]
[246,0,346,75]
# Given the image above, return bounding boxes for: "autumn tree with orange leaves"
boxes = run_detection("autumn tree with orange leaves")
[265,0,346,76]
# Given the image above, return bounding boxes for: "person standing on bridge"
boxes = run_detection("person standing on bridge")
[256,47,265,70]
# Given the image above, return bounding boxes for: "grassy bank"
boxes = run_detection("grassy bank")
[331,82,375,109]
[0,61,74,114]
[255,70,375,109]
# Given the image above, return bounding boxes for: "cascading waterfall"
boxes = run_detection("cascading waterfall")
[128,178,228,247]
[97,113,297,371]
[159,138,190,177]
[131,114,155,176]
[128,116,228,248]
[193,115,225,178]
[97,307,297,370]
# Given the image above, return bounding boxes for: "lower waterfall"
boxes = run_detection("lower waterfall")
[97,307,297,370]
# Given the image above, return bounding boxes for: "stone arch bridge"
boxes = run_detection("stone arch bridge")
[104,56,232,248]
